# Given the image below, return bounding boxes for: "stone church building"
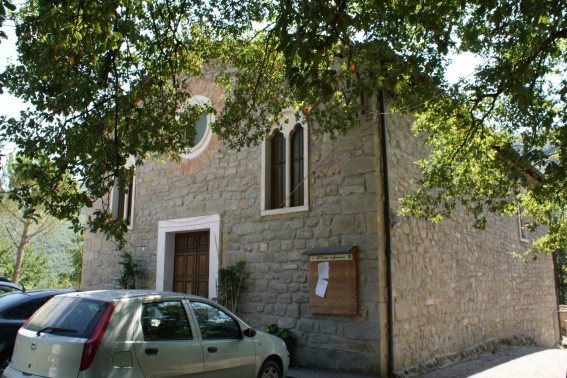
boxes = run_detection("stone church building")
[81,77,559,376]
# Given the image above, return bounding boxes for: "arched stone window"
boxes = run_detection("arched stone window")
[261,111,309,215]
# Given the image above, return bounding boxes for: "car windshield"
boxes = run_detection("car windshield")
[24,297,110,339]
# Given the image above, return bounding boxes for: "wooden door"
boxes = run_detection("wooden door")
[174,231,209,297]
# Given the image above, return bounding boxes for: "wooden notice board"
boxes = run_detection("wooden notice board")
[303,245,358,315]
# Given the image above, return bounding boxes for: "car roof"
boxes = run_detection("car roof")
[0,289,75,298]
[56,289,206,303]
[0,281,24,290]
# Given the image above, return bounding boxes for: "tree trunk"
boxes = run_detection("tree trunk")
[11,219,30,284]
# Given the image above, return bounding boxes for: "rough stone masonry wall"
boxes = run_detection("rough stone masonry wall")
[82,100,558,376]
[235,125,383,374]
[82,117,383,374]
[384,112,559,373]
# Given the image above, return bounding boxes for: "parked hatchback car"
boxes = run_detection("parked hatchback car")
[0,289,76,375]
[3,290,289,378]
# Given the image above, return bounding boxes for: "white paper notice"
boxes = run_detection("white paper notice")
[318,262,330,280]
[315,278,329,298]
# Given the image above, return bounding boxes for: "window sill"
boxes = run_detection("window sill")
[261,205,309,217]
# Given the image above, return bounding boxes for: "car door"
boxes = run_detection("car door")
[189,301,256,378]
[134,300,204,378]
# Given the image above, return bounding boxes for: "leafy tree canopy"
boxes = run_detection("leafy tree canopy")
[0,0,565,254]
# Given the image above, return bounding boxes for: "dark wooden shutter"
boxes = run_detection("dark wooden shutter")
[270,130,286,209]
[290,125,304,207]
[117,189,125,220]
[125,170,134,225]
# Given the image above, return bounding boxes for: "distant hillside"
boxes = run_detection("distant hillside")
[37,222,78,285]
[0,220,80,287]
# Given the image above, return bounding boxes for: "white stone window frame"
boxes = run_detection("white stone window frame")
[261,109,309,216]
[111,155,136,229]
[179,95,215,160]
[155,214,220,299]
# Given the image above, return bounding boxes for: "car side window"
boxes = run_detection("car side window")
[141,301,193,341]
[3,298,50,320]
[190,301,241,340]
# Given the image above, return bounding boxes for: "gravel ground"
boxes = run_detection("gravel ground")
[415,345,566,378]
[288,345,567,378]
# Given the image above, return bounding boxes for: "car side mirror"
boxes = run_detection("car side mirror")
[243,328,257,337]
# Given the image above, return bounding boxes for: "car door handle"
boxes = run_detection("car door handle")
[145,348,159,356]
[207,347,218,353]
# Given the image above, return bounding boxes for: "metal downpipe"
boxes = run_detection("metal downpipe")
[379,90,395,377]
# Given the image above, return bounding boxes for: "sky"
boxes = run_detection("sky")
[0,25,21,156]
[0,26,25,121]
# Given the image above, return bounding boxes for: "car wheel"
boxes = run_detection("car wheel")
[257,360,281,378]
[0,351,11,375]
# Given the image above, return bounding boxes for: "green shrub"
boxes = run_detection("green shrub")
[267,324,297,364]
[217,260,246,312]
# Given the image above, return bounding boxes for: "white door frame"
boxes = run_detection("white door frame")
[156,214,220,299]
